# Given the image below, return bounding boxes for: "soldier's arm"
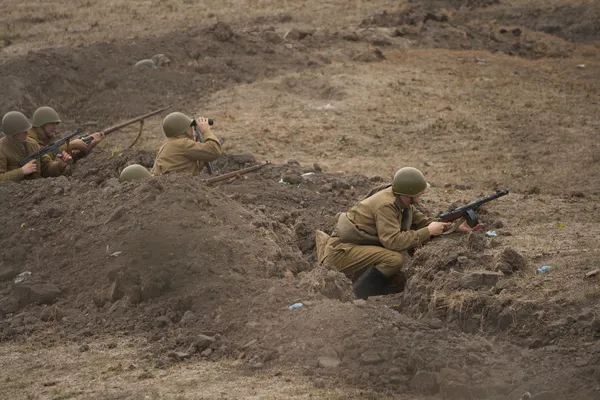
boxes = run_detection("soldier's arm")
[182,133,223,162]
[39,153,66,177]
[59,139,88,154]
[0,157,25,182]
[412,208,434,230]
[375,205,431,251]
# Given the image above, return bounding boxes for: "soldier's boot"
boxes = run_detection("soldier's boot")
[352,267,389,300]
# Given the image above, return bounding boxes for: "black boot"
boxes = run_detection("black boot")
[352,267,389,300]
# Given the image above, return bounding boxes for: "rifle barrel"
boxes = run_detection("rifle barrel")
[204,163,269,185]
[101,106,171,135]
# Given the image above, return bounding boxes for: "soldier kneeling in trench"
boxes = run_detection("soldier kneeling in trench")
[119,112,223,182]
[28,106,105,161]
[315,167,480,300]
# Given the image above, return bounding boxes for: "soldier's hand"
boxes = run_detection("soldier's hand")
[196,117,211,134]
[427,221,449,236]
[456,222,483,232]
[68,139,89,152]
[89,131,105,146]
[21,160,37,175]
[56,152,72,166]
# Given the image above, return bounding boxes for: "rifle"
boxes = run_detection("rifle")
[203,162,270,185]
[18,128,84,166]
[438,189,509,227]
[191,118,216,175]
[80,105,171,148]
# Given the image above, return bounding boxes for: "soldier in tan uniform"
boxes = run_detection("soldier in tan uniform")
[0,111,72,182]
[151,112,222,176]
[316,167,479,299]
[28,106,104,160]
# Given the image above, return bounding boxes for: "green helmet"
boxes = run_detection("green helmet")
[119,164,151,182]
[1,111,32,136]
[392,167,430,196]
[162,112,193,137]
[32,106,61,127]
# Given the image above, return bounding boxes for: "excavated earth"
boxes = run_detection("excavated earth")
[1,0,600,399]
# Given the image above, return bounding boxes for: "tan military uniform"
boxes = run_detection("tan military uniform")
[0,136,66,182]
[151,130,222,176]
[320,186,433,280]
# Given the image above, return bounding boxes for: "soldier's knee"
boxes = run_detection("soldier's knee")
[377,251,405,277]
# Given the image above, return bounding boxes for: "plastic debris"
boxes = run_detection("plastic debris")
[288,303,303,310]
[14,271,32,284]
[536,266,552,274]
[301,172,315,177]
[585,269,599,278]
[576,64,586,69]
[485,231,498,237]
[278,178,290,185]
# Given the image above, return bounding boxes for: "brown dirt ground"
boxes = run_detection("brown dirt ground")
[1,0,600,399]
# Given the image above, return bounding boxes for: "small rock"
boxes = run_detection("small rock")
[105,206,126,224]
[427,318,444,329]
[497,310,515,330]
[137,371,154,380]
[135,59,156,69]
[281,173,303,185]
[491,220,505,228]
[15,283,62,306]
[190,334,216,353]
[317,356,340,368]
[40,306,63,322]
[179,310,197,326]
[200,348,213,357]
[459,271,503,290]
[353,299,368,307]
[79,344,90,352]
[411,371,439,394]
[109,281,124,302]
[495,279,516,294]
[262,30,282,44]
[342,32,360,41]
[313,163,322,172]
[167,351,190,361]
[360,351,382,365]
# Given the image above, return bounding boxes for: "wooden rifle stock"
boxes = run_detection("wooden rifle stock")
[203,162,270,185]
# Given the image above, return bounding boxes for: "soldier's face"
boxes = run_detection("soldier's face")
[13,131,29,142]
[399,195,422,205]
[186,126,194,139]
[42,122,59,139]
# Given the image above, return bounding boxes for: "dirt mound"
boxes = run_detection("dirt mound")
[474,2,600,43]
[360,4,576,59]
[0,21,307,124]
[0,158,598,398]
